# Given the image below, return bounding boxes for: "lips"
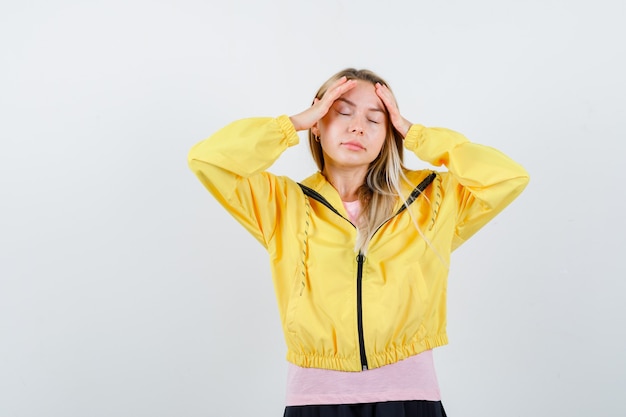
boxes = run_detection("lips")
[341,141,365,150]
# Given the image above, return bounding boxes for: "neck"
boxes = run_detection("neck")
[322,165,368,202]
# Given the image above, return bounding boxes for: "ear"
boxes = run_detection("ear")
[311,122,320,137]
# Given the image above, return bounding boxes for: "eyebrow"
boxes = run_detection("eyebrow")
[336,97,385,113]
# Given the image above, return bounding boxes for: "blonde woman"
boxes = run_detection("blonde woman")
[188,68,529,417]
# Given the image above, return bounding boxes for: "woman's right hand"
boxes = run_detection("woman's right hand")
[289,76,357,131]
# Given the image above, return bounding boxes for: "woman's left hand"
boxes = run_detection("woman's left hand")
[375,83,413,139]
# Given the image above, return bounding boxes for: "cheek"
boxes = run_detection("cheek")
[317,115,339,136]
[372,119,387,136]
[371,130,387,151]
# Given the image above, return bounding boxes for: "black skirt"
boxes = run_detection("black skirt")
[283,400,447,417]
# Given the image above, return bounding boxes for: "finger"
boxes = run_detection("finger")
[375,83,396,110]
[307,79,355,125]
[323,77,357,104]
[375,83,411,136]
[375,83,391,108]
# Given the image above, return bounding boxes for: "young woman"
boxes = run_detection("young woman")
[188,68,529,416]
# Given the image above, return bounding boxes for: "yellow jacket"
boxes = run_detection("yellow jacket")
[188,115,529,372]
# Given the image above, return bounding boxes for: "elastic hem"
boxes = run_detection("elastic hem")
[287,350,362,373]
[366,334,449,370]
[286,334,449,372]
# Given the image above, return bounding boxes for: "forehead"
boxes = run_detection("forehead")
[337,80,385,111]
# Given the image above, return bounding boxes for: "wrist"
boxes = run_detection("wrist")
[289,115,303,131]
[399,119,412,138]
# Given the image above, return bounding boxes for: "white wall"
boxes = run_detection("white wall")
[1,1,624,416]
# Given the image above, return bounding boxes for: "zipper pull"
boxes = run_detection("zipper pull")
[356,253,365,263]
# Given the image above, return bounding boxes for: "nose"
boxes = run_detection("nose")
[349,119,365,135]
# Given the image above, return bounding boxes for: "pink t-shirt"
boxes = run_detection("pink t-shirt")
[285,351,442,406]
[284,199,441,406]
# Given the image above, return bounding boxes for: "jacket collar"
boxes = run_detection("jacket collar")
[299,170,435,215]
[300,172,348,216]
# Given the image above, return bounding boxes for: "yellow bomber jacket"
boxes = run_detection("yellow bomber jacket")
[188,115,529,372]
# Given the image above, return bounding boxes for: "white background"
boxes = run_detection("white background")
[1,1,625,416]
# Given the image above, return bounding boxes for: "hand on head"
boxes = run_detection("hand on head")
[290,76,358,132]
[290,75,413,139]
[374,83,413,138]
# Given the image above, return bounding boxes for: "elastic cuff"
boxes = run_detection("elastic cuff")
[277,114,300,147]
[403,124,426,151]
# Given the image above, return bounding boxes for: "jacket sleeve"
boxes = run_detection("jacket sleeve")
[403,124,530,250]
[187,115,300,248]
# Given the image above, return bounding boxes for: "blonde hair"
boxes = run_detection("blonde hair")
[309,68,410,253]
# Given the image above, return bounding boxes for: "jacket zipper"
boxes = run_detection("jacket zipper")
[356,252,368,370]
[298,172,435,372]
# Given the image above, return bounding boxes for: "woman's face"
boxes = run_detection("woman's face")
[315,80,388,172]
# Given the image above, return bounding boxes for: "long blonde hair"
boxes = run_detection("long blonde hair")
[309,68,409,253]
